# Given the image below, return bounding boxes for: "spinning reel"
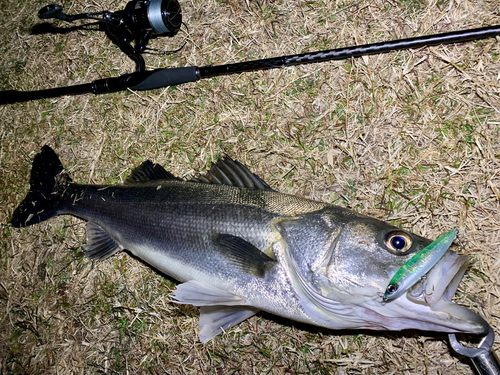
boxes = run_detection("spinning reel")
[38,0,183,72]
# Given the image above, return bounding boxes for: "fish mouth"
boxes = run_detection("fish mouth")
[404,251,488,334]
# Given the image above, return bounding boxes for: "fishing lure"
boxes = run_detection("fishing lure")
[383,229,458,302]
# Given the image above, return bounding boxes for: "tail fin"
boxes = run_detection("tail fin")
[11,146,71,227]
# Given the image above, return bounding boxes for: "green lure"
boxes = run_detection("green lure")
[383,229,458,302]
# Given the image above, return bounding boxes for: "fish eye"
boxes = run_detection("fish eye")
[384,231,413,254]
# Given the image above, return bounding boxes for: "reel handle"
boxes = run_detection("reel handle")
[38,4,66,20]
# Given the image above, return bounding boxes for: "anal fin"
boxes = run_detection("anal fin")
[85,222,122,260]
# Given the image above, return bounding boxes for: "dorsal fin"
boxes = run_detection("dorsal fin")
[125,160,179,184]
[190,155,273,191]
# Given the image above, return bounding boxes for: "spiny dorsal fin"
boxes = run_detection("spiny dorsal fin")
[125,160,179,184]
[211,234,276,278]
[190,156,273,190]
[84,222,122,260]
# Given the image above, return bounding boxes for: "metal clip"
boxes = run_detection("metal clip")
[449,326,500,375]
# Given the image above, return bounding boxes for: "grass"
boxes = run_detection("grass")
[0,0,499,373]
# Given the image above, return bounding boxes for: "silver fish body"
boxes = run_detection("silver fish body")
[11,146,488,342]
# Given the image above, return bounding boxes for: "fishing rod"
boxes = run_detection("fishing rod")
[1,25,499,104]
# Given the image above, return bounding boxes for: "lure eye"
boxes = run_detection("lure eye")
[386,284,398,294]
[384,231,413,254]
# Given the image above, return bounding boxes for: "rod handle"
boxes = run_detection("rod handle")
[130,67,200,91]
[91,66,200,94]
[0,90,24,105]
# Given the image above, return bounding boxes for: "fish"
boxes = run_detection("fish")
[11,146,488,342]
[383,229,458,301]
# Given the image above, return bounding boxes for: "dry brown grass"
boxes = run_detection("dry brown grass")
[1,0,499,373]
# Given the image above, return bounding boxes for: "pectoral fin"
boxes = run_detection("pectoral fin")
[211,234,276,278]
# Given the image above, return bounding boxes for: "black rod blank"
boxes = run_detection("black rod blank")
[197,25,500,78]
[1,25,499,104]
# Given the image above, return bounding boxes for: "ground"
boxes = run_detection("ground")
[0,0,499,373]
